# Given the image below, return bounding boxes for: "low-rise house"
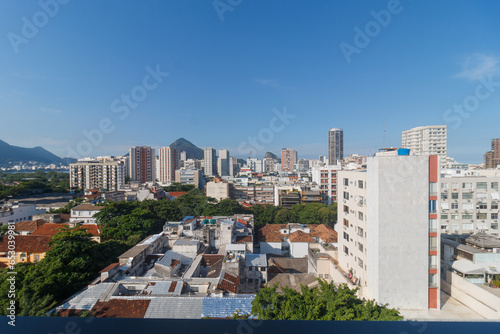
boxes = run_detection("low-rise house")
[70,204,105,223]
[0,235,52,265]
[31,222,102,243]
[13,219,47,235]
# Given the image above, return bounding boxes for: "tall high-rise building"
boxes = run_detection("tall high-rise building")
[129,146,155,183]
[158,147,178,184]
[281,148,297,172]
[203,147,217,176]
[338,154,440,310]
[70,158,125,191]
[328,128,343,165]
[402,125,447,167]
[217,149,230,177]
[485,138,500,169]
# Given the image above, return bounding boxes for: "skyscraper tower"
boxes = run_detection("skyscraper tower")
[203,147,217,176]
[129,146,155,183]
[328,128,343,165]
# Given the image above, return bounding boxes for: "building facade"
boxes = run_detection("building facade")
[70,159,125,191]
[203,148,217,177]
[281,148,297,172]
[337,154,440,310]
[402,125,447,167]
[158,147,178,185]
[129,146,155,183]
[484,138,500,169]
[217,149,230,177]
[328,128,343,165]
[311,165,341,204]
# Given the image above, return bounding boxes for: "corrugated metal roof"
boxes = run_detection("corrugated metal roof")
[156,251,186,268]
[245,254,267,267]
[201,296,255,318]
[144,297,204,319]
[57,283,115,311]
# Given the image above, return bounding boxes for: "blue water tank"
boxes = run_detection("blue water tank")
[398,148,410,156]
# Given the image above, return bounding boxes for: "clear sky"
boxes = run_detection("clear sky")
[1,0,499,163]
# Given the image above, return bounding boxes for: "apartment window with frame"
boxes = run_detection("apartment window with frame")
[358,243,364,252]
[343,192,349,200]
[358,258,363,268]
[477,213,487,219]
[429,219,437,232]
[451,203,458,210]
[451,214,458,220]
[462,182,473,189]
[441,193,448,200]
[358,227,363,237]
[343,178,349,186]
[477,182,487,190]
[492,182,499,190]
[358,211,364,221]
[429,236,437,251]
[477,203,487,210]
[343,218,349,227]
[492,213,498,220]
[343,232,349,241]
[441,214,448,220]
[343,245,349,255]
[492,203,499,210]
[451,193,459,199]
[462,193,473,199]
[358,180,364,189]
[462,223,473,230]
[462,214,473,219]
[491,223,499,230]
[344,205,349,214]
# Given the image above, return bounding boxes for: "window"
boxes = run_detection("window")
[451,193,459,199]
[358,181,364,189]
[343,246,349,255]
[358,227,364,237]
[477,182,487,189]
[260,267,266,271]
[492,203,499,210]
[429,255,438,269]
[462,193,473,199]
[462,214,473,219]
[441,225,448,230]
[477,213,487,219]
[358,258,363,268]
[34,254,40,262]
[343,218,349,227]
[358,212,364,221]
[451,203,458,209]
[477,204,487,210]
[441,183,449,190]
[441,193,448,200]
[429,219,437,232]
[462,182,473,189]
[492,223,499,230]
[477,192,488,200]
[429,236,437,250]
[343,205,349,214]
[441,214,448,220]
[343,232,349,241]
[492,213,498,220]
[343,192,349,200]
[429,183,438,195]
[343,178,349,186]
[429,200,437,213]
[429,273,438,287]
[462,223,473,230]
[492,182,499,190]
[358,243,364,252]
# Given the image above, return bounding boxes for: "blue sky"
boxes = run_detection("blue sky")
[0,0,499,163]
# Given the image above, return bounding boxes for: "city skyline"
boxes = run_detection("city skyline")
[1,1,499,163]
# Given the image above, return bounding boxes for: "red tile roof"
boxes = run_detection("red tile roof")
[91,299,150,318]
[310,224,338,243]
[202,254,224,266]
[168,191,188,198]
[71,204,105,211]
[14,220,46,233]
[0,235,52,253]
[99,262,119,273]
[168,281,177,293]
[31,223,101,237]
[235,235,253,244]
[287,230,315,243]
[217,272,240,293]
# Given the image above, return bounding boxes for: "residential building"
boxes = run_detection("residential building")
[439,169,500,235]
[129,146,155,183]
[297,159,310,172]
[0,235,52,265]
[311,165,342,204]
[175,168,203,188]
[217,149,230,177]
[281,148,297,172]
[247,158,265,173]
[0,203,45,226]
[484,138,500,169]
[158,147,178,185]
[402,125,447,167]
[203,148,217,177]
[337,154,440,310]
[328,128,344,165]
[70,204,105,223]
[206,181,230,202]
[70,158,125,191]
[32,222,102,243]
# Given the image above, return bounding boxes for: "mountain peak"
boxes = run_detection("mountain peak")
[0,139,65,165]
[169,138,204,160]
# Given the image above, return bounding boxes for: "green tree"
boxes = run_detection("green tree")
[251,281,403,321]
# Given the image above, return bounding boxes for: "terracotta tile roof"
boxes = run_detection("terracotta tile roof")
[59,214,70,222]
[217,273,240,293]
[0,235,52,253]
[237,219,248,226]
[71,204,105,211]
[235,235,253,244]
[267,261,288,275]
[31,223,101,237]
[99,262,119,273]
[168,191,188,198]
[91,299,150,318]
[202,254,224,267]
[258,224,286,243]
[287,230,315,243]
[14,220,46,233]
[310,224,337,243]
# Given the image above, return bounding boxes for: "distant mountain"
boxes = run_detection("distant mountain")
[0,139,66,164]
[265,151,281,162]
[169,138,204,160]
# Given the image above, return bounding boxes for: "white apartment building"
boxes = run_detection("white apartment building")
[0,203,46,226]
[70,204,105,223]
[158,147,178,185]
[203,148,217,177]
[217,149,230,177]
[338,154,440,310]
[402,125,447,167]
[70,159,125,191]
[440,169,500,235]
[311,165,342,205]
